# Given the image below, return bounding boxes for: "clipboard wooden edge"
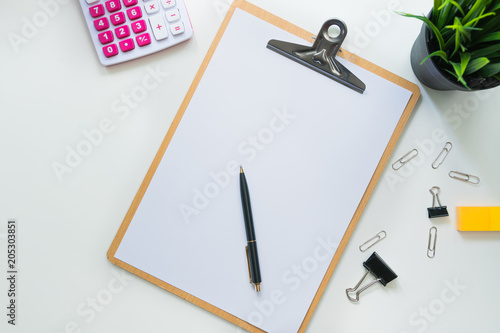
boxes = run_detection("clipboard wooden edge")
[107,1,421,332]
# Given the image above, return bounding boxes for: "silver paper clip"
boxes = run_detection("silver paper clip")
[449,171,480,185]
[432,142,452,169]
[392,149,418,170]
[427,227,437,258]
[359,231,386,252]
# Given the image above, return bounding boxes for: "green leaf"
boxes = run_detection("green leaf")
[478,63,500,76]
[447,53,471,88]
[454,20,463,52]
[445,68,471,89]
[464,57,490,74]
[433,0,444,21]
[458,52,471,75]
[439,0,465,16]
[421,50,450,64]
[465,11,496,27]
[479,13,500,34]
[397,12,446,50]
[462,0,487,24]
[489,3,500,12]
[437,1,454,28]
[474,31,500,43]
[444,16,483,53]
[471,43,500,57]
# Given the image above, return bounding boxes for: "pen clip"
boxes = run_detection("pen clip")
[245,246,253,284]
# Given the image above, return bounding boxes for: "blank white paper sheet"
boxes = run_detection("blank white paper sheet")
[115,8,413,333]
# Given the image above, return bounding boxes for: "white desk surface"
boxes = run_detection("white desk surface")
[1,1,499,333]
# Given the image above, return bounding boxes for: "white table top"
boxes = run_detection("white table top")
[1,0,499,332]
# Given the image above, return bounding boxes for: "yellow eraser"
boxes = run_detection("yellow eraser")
[456,206,500,231]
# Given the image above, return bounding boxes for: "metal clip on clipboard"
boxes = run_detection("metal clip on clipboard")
[267,19,366,94]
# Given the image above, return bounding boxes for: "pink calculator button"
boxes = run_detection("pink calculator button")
[119,38,135,52]
[105,0,121,12]
[127,6,142,20]
[110,12,126,26]
[131,20,147,33]
[123,0,138,7]
[115,25,130,39]
[136,33,151,47]
[93,17,110,31]
[103,44,118,57]
[98,30,114,44]
[89,4,105,18]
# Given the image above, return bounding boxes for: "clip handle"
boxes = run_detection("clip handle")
[429,186,442,208]
[346,270,382,302]
[305,19,347,74]
[316,19,347,45]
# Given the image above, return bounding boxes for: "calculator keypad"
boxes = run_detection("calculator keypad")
[79,0,193,65]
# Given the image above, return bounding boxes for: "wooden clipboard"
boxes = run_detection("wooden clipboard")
[108,1,420,332]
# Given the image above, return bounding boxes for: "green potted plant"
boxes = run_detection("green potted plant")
[399,0,500,91]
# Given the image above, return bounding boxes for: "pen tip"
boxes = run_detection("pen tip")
[240,166,244,173]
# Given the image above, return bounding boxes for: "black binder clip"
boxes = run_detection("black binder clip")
[346,252,398,303]
[267,19,366,94]
[427,186,449,218]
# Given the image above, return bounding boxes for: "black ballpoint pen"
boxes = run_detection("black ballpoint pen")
[240,167,262,292]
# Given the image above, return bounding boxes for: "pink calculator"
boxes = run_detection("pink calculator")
[79,0,193,66]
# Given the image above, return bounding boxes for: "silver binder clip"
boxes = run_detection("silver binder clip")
[267,19,366,93]
[392,149,418,170]
[359,231,386,252]
[449,171,480,185]
[346,252,398,303]
[427,227,437,258]
[427,186,449,218]
[432,142,452,169]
